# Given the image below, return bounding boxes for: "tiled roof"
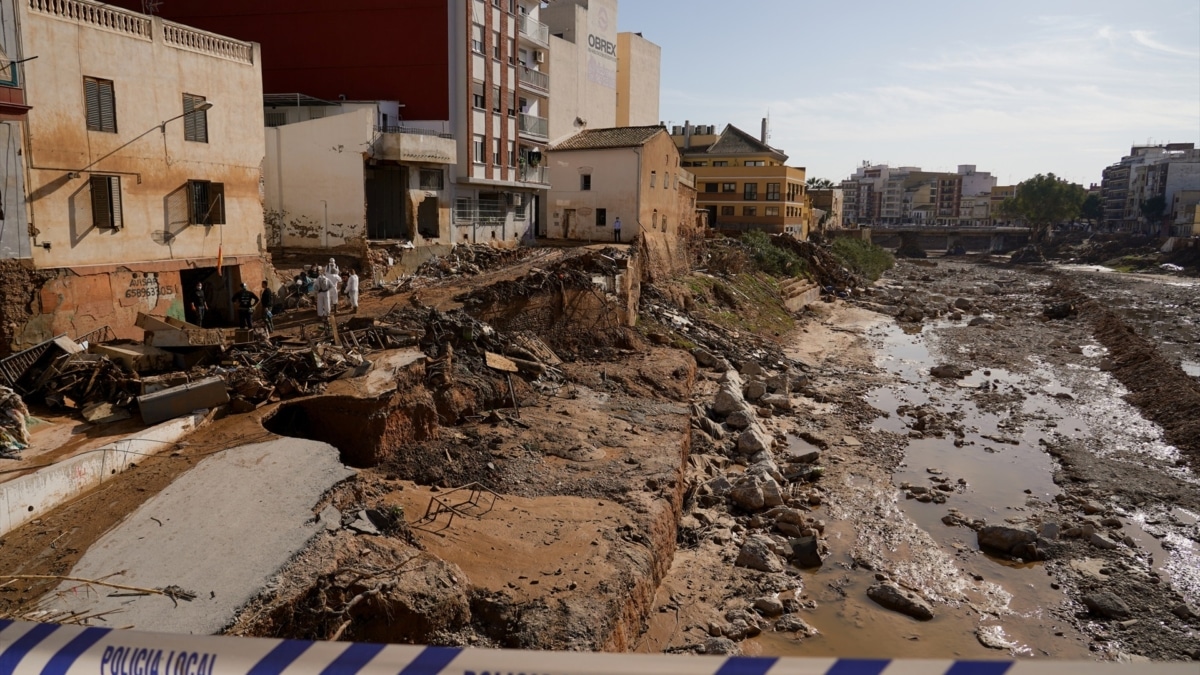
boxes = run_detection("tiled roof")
[704,124,788,160]
[550,125,666,151]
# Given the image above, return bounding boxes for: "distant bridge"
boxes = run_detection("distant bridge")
[846,226,1033,254]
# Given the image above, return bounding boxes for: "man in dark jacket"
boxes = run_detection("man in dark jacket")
[189,282,208,327]
[234,283,259,330]
[259,279,275,332]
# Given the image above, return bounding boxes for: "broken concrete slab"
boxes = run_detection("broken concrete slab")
[137,376,229,424]
[90,343,175,373]
[146,327,232,348]
[42,439,355,635]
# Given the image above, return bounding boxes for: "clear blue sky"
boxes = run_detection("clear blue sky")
[617,0,1200,187]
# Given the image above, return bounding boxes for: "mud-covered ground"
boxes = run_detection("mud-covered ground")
[641,258,1199,662]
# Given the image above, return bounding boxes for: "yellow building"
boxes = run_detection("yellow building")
[669,124,810,239]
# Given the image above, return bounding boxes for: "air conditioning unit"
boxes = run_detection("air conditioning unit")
[534,50,545,63]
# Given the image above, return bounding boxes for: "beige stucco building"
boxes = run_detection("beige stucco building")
[263,102,455,250]
[546,126,695,244]
[0,0,267,348]
[616,32,660,127]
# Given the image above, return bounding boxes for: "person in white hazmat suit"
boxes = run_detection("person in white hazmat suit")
[325,268,341,310]
[346,270,360,313]
[315,272,332,318]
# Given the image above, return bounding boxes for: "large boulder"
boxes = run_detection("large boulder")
[735,534,784,573]
[744,381,768,401]
[729,478,766,512]
[737,426,773,455]
[1082,591,1131,619]
[977,524,1037,556]
[788,536,827,569]
[866,583,934,621]
[691,348,720,368]
[712,388,744,417]
[760,394,793,412]
[725,409,756,430]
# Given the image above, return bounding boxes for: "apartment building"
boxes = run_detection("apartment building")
[841,163,995,226]
[0,0,266,350]
[1100,144,1200,232]
[808,189,843,233]
[616,32,660,127]
[671,123,810,239]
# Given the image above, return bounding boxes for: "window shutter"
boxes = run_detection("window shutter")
[208,182,225,224]
[183,95,197,141]
[97,80,116,132]
[85,79,101,131]
[90,175,111,228]
[108,176,122,229]
[186,180,199,224]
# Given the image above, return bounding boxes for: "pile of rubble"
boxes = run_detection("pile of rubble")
[0,386,30,456]
[768,235,865,291]
[455,247,627,310]
[415,243,531,279]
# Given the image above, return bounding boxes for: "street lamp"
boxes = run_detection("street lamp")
[160,100,213,133]
[68,101,217,178]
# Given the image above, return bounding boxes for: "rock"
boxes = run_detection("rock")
[1089,532,1120,550]
[977,524,1037,556]
[773,508,808,526]
[729,479,766,512]
[753,596,785,617]
[735,534,784,573]
[1171,603,1198,621]
[953,297,973,310]
[737,427,773,455]
[698,637,739,655]
[712,388,744,417]
[696,415,727,441]
[760,394,793,411]
[976,625,1015,650]
[319,504,342,531]
[725,409,755,430]
[1082,591,1132,619]
[1043,302,1076,320]
[968,317,993,327]
[707,622,724,637]
[721,369,745,389]
[866,583,934,621]
[776,522,804,538]
[1038,522,1060,540]
[744,381,768,401]
[930,364,970,379]
[788,536,827,569]
[774,614,814,634]
[1099,358,1116,372]
[691,348,719,368]
[1082,500,1104,514]
[980,283,1002,295]
[345,510,381,535]
[760,478,785,508]
[739,361,766,378]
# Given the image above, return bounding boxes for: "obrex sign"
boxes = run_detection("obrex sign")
[586,33,616,58]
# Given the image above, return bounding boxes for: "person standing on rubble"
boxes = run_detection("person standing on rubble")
[315,271,332,318]
[189,282,208,327]
[235,283,259,330]
[325,257,340,276]
[325,266,341,310]
[346,269,360,313]
[260,279,275,333]
[613,216,622,243]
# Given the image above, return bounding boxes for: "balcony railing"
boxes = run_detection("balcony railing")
[519,165,547,184]
[163,22,254,64]
[517,67,549,94]
[518,14,549,46]
[30,0,150,39]
[519,113,548,140]
[375,125,453,138]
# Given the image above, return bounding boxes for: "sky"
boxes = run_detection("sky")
[616,0,1200,187]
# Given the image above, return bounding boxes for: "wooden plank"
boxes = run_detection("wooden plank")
[485,351,519,373]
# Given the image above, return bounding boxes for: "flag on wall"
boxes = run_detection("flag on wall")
[216,244,223,274]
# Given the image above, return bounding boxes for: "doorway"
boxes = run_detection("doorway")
[180,265,240,327]
[707,205,717,228]
[366,165,407,240]
[562,208,576,239]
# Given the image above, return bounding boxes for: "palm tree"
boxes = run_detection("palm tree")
[806,177,836,190]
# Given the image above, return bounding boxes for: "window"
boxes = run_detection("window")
[743,206,757,216]
[662,216,668,231]
[596,207,607,226]
[473,134,485,163]
[471,24,484,53]
[508,140,517,167]
[508,38,517,65]
[664,173,670,189]
[746,160,765,167]
[652,210,658,229]
[186,180,225,225]
[182,94,208,143]
[471,81,485,109]
[766,183,780,201]
[744,183,758,201]
[580,174,592,191]
[722,182,736,193]
[84,76,117,133]
[89,175,122,229]
[493,137,502,165]
[493,31,502,59]
[419,169,444,190]
[712,161,728,167]
[650,171,657,188]
[492,85,502,112]
[765,206,780,216]
[705,183,718,193]
[507,90,516,116]
[721,205,734,216]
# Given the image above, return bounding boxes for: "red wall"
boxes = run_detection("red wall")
[107,0,450,121]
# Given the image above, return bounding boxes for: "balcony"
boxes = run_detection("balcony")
[518,113,548,140]
[518,14,549,47]
[517,67,549,95]
[372,127,456,165]
[519,165,547,184]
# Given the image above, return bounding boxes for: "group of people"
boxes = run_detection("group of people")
[187,257,361,335]
[298,258,360,319]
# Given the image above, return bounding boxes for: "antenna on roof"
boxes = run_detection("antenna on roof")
[142,0,162,15]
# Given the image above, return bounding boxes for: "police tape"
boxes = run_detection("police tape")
[1,620,1195,675]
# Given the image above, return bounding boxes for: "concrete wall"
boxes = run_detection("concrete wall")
[0,120,29,258]
[265,109,370,249]
[547,146,638,241]
[544,0,617,144]
[0,412,206,537]
[616,32,660,127]
[19,2,266,270]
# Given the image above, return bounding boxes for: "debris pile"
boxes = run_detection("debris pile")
[768,235,864,290]
[0,386,30,456]
[415,243,531,278]
[454,247,627,310]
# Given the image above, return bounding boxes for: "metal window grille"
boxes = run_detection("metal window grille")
[84,77,117,133]
[187,180,226,225]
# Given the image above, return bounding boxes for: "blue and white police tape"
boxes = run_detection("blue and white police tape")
[1,620,1195,675]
